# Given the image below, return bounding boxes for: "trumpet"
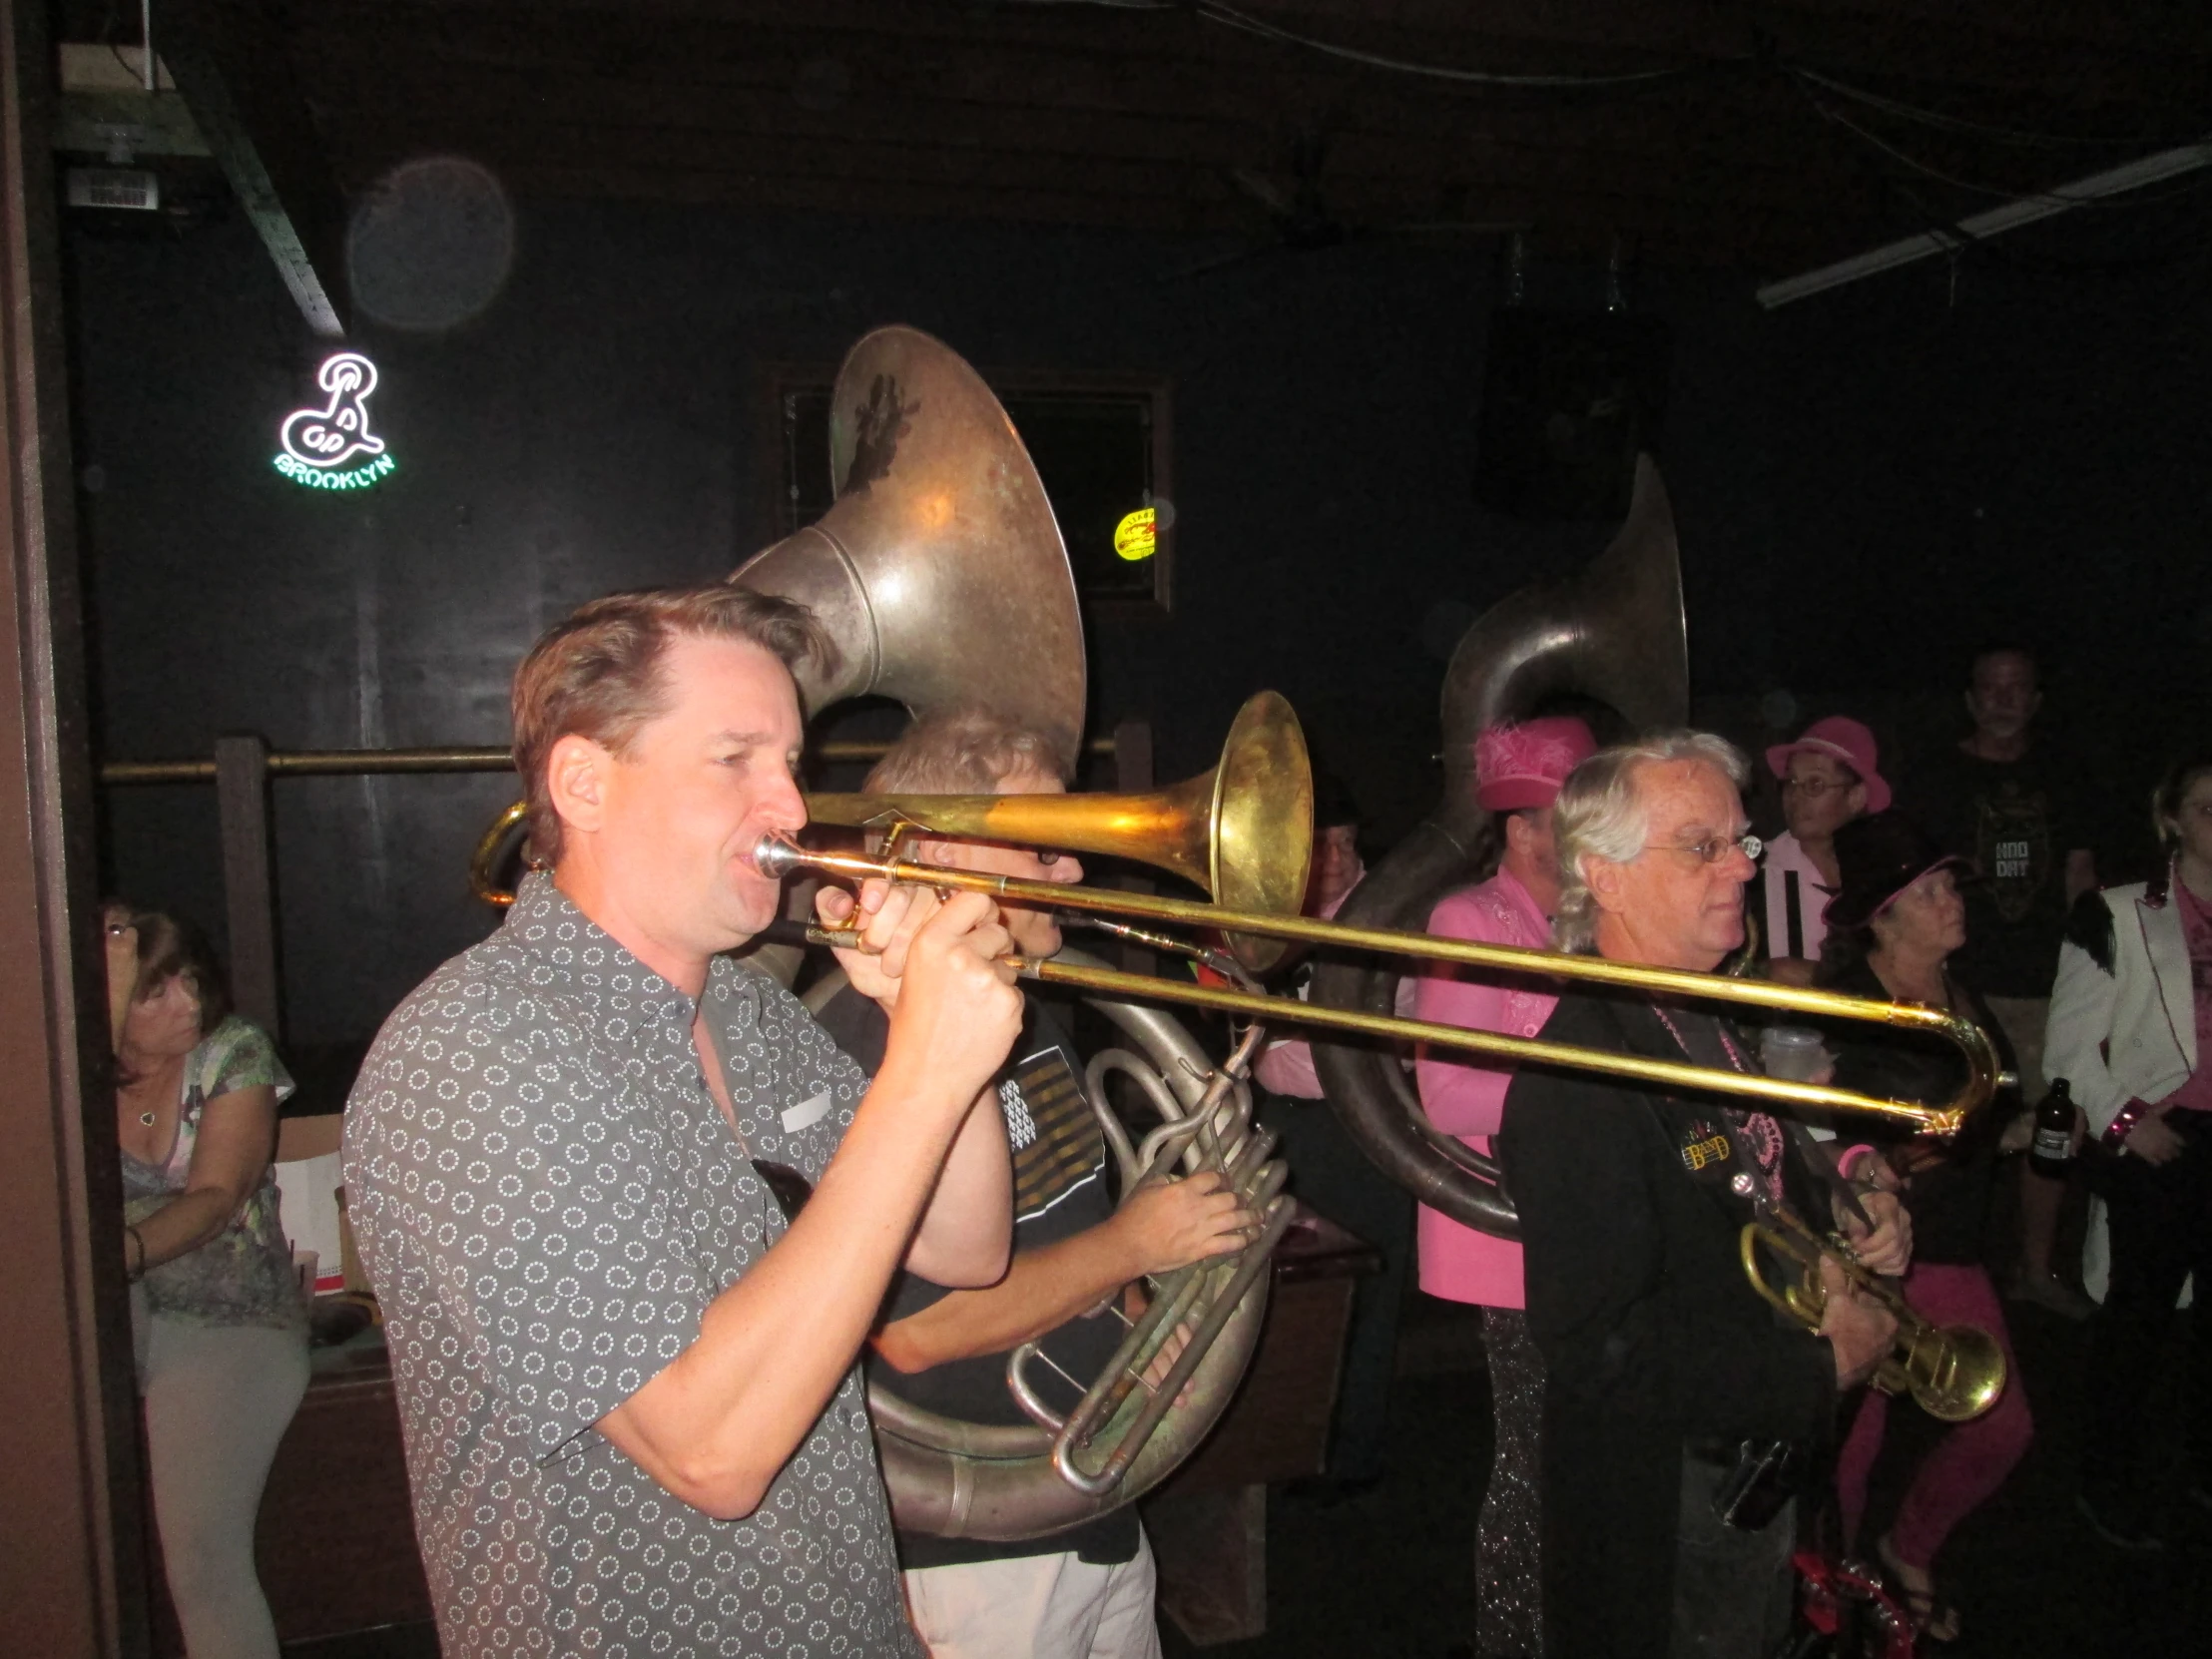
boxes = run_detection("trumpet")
[1739,1202,2007,1422]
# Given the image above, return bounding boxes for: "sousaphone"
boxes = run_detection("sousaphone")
[735,323,1086,768]
[470,323,1086,899]
[1308,455,1690,1233]
[736,328,1281,1537]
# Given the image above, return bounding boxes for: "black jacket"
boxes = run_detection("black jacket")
[1498,989,1839,1659]
[1819,953,2016,1265]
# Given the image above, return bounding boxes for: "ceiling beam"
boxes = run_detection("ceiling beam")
[161,0,347,336]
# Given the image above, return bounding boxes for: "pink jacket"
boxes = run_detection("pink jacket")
[1251,886,1415,1097]
[1411,867,1557,1309]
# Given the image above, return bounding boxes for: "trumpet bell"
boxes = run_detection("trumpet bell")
[733,325,1088,770]
[1741,1216,2010,1423]
[806,690,1314,972]
[1892,1321,2009,1424]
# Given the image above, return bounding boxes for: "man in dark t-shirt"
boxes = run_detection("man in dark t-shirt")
[1908,645,2097,1318]
[822,709,1253,1658]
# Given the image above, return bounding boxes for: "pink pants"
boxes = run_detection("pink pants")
[1835,1262,2032,1569]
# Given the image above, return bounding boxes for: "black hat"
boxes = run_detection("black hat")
[1311,769,1362,831]
[1822,809,1973,932]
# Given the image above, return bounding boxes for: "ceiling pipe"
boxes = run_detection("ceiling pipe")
[1756,141,2212,309]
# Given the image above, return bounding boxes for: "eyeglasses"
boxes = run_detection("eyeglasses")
[1780,775,1857,799]
[1653,832,1763,865]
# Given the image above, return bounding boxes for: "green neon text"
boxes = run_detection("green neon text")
[274,451,396,491]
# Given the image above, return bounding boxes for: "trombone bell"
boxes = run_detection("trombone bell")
[805,690,1314,972]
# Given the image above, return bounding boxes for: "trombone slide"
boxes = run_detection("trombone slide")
[767,838,2001,1136]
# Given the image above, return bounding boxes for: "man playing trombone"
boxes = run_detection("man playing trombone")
[813,708,1255,1659]
[1498,733,1912,1659]
[345,584,1023,1658]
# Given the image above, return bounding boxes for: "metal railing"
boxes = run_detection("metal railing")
[95,725,1151,1041]
[100,736,1120,785]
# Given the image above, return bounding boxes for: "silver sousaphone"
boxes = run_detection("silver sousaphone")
[1309,455,1690,1234]
[746,327,1286,1537]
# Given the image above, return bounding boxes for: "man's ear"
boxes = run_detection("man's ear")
[546,734,614,840]
[913,835,971,871]
[1584,855,1628,916]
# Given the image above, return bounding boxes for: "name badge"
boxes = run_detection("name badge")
[782,1090,832,1134]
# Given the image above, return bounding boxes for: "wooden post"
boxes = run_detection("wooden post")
[0,1,148,1651]
[1109,717,1152,797]
[215,734,281,1037]
[1109,718,1155,976]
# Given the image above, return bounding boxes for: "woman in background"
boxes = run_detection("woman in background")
[112,905,305,1659]
[1817,814,2031,1647]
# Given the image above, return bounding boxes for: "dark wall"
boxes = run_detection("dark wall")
[68,188,2212,1048]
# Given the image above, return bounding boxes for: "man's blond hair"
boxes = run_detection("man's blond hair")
[511,582,834,862]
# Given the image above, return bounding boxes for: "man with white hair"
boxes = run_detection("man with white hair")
[1498,733,1911,1659]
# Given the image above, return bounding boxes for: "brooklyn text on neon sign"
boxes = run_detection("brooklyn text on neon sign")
[274,351,395,489]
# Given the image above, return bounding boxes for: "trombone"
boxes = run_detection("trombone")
[470,688,2002,1134]
[778,694,1997,1134]
[773,834,1997,1135]
[770,694,1999,1141]
[1740,1203,2008,1422]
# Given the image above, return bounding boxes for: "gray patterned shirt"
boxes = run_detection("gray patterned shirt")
[344,874,922,1658]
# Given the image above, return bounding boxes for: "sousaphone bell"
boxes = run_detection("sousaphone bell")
[1309,455,1690,1235]
[470,324,1088,901]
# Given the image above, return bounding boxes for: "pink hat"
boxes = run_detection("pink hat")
[1475,717,1597,812]
[1765,716,1891,813]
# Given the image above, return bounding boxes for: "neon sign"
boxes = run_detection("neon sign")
[274,352,395,490]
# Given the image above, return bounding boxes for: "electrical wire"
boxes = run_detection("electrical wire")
[1190,1,1711,90]
[964,0,1716,88]
[1800,92,2079,203]
[1788,66,2193,152]
[976,1,2185,160]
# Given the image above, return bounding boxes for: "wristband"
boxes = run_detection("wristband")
[2101,1099,2154,1150]
[1836,1144,1880,1182]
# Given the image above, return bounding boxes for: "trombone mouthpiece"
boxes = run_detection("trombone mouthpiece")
[750,836,803,878]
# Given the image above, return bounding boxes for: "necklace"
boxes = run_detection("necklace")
[139,1109,157,1127]
[1648,1003,1786,1203]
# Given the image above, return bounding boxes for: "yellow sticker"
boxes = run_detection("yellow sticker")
[1113,506,1157,562]
[1682,1133,1731,1172]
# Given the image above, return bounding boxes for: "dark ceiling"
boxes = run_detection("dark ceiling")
[60,1,2212,275]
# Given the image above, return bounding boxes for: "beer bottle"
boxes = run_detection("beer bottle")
[2029,1078,2076,1179]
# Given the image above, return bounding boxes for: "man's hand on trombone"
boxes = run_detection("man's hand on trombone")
[817,873,1019,1013]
